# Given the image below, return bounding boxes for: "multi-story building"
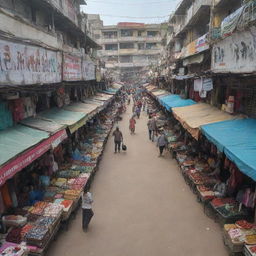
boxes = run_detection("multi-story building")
[158,0,256,118]
[92,21,164,81]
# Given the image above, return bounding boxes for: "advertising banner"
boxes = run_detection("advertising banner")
[0,39,62,86]
[212,26,256,73]
[0,129,67,186]
[82,58,96,81]
[63,53,82,81]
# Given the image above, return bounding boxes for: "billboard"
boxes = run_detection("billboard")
[0,39,62,86]
[212,26,256,73]
[63,53,82,81]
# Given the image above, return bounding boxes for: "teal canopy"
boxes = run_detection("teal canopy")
[158,94,196,111]
[201,119,256,181]
[38,108,86,127]
[0,125,49,166]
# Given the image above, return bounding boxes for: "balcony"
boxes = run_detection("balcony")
[119,49,137,55]
[0,8,60,49]
[100,38,118,44]
[99,50,119,56]
[46,0,79,27]
[175,0,211,35]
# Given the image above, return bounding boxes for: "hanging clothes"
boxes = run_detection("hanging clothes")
[0,184,12,208]
[0,101,13,130]
[23,97,36,118]
[9,99,24,122]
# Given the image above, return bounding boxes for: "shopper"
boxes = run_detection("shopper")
[112,126,123,153]
[157,129,168,157]
[82,191,94,232]
[152,117,158,141]
[147,117,154,141]
[129,116,136,135]
[135,105,141,119]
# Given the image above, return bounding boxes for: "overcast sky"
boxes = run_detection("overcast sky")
[81,0,180,25]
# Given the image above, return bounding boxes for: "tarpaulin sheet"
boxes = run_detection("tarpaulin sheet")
[151,90,170,98]
[201,119,256,181]
[101,88,118,95]
[158,94,196,111]
[146,85,158,92]
[92,93,113,102]
[64,103,99,119]
[172,103,240,140]
[38,108,86,133]
[20,117,65,134]
[0,125,49,166]
[112,83,123,90]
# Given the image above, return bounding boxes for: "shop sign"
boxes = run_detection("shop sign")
[212,26,256,73]
[0,130,67,186]
[195,34,209,53]
[0,39,62,86]
[82,59,96,81]
[202,78,213,91]
[63,53,82,81]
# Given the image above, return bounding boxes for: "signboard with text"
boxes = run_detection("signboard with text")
[0,39,62,86]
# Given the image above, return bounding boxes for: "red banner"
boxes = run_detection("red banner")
[0,130,67,186]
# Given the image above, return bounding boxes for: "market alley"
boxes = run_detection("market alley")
[47,106,227,256]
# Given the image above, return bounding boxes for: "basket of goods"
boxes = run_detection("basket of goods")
[2,215,27,227]
[236,220,254,230]
[6,228,23,243]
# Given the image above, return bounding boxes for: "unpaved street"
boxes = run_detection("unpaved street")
[47,106,227,256]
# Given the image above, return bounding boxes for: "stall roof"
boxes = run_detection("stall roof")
[101,88,118,95]
[202,119,256,181]
[159,94,196,111]
[151,89,170,98]
[92,93,113,102]
[112,83,123,90]
[38,108,86,133]
[64,102,98,116]
[20,117,65,134]
[0,125,49,166]
[146,85,158,92]
[172,103,240,140]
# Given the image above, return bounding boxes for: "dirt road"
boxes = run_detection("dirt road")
[47,106,227,256]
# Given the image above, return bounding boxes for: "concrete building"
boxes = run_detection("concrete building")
[155,0,256,118]
[89,20,165,81]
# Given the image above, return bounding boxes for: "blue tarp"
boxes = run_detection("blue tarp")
[201,118,256,181]
[158,94,196,111]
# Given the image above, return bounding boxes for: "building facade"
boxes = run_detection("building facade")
[93,21,165,81]
[155,0,256,118]
[0,0,102,130]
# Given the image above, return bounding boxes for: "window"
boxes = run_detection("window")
[103,31,117,39]
[146,43,157,49]
[119,56,133,63]
[121,29,133,37]
[147,31,158,37]
[138,43,145,50]
[120,43,134,49]
[105,44,118,50]
[138,31,143,37]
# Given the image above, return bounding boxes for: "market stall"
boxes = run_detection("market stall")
[172,103,241,140]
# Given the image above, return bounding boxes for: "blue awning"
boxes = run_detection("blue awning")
[158,94,196,111]
[201,119,256,181]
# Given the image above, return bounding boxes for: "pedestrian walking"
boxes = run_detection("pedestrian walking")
[147,117,154,141]
[82,191,94,232]
[112,126,123,153]
[135,105,141,119]
[157,129,168,157]
[129,116,136,134]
